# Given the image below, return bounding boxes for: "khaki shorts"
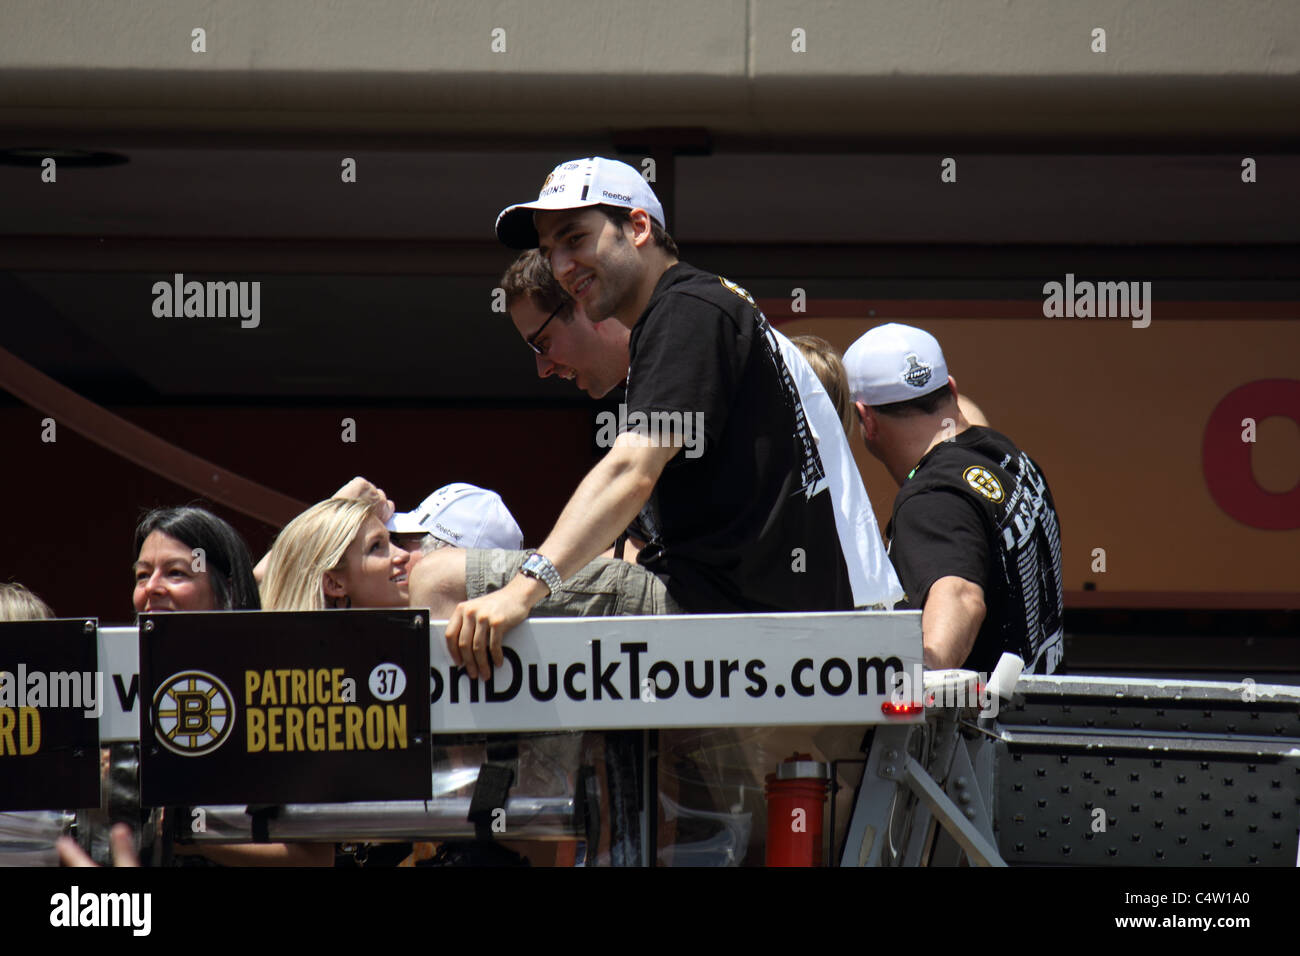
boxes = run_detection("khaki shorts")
[465,549,682,617]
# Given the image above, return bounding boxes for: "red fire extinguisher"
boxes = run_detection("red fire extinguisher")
[765,753,829,867]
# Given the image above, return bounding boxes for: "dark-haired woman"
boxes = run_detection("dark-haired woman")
[130,505,332,867]
[132,506,260,613]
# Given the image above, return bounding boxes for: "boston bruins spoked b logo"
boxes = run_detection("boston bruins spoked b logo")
[963,465,1005,502]
[718,276,757,307]
[152,671,236,756]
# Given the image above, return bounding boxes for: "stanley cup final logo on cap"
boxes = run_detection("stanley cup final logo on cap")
[539,170,566,199]
[901,353,933,390]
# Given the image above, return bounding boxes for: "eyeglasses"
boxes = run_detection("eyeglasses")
[526,301,567,356]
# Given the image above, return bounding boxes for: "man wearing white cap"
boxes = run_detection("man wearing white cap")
[442,157,901,678]
[253,478,525,585]
[387,483,525,554]
[843,324,1064,675]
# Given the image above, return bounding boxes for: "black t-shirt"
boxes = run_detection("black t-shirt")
[886,426,1064,675]
[624,262,899,613]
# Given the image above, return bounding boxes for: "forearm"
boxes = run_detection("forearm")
[255,477,392,586]
[190,842,335,867]
[445,436,673,678]
[920,576,986,670]
[535,437,665,581]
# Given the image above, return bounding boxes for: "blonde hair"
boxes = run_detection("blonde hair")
[0,582,54,622]
[790,335,855,437]
[259,498,381,611]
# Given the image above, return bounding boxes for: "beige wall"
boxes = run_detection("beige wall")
[783,316,1300,597]
[1,1,1296,136]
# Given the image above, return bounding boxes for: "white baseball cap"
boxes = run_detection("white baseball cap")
[843,323,950,406]
[495,157,667,250]
[386,483,524,550]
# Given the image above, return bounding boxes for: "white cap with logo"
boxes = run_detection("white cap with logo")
[386,483,524,550]
[843,323,950,406]
[495,157,666,250]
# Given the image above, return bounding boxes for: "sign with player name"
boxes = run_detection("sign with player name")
[427,611,925,733]
[139,610,431,806]
[0,619,101,811]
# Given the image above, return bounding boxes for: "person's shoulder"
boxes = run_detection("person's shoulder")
[958,426,1054,486]
[657,261,714,290]
[925,427,1018,474]
[963,425,1021,455]
[897,472,976,506]
[655,261,748,306]
[901,436,1002,503]
[891,483,987,533]
[918,434,989,477]
[645,263,749,325]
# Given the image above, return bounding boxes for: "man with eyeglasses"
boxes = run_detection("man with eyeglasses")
[422,157,901,679]
[502,248,631,400]
[501,248,649,564]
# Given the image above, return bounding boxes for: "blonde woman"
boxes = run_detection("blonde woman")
[0,581,54,622]
[0,583,64,867]
[789,334,856,438]
[256,497,416,867]
[260,497,411,611]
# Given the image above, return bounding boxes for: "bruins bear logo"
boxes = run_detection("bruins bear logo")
[152,670,236,756]
[963,465,1004,502]
[718,276,757,307]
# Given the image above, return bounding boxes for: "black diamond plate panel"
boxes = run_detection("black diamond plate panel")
[1000,695,1300,738]
[997,741,1300,866]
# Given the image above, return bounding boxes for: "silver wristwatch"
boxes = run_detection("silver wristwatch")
[519,552,562,596]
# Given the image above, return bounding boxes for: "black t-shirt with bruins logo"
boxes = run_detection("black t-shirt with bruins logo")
[886,426,1064,675]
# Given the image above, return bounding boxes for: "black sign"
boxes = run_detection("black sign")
[0,619,101,811]
[139,609,431,806]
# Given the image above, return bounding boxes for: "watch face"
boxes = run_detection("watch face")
[521,554,558,592]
